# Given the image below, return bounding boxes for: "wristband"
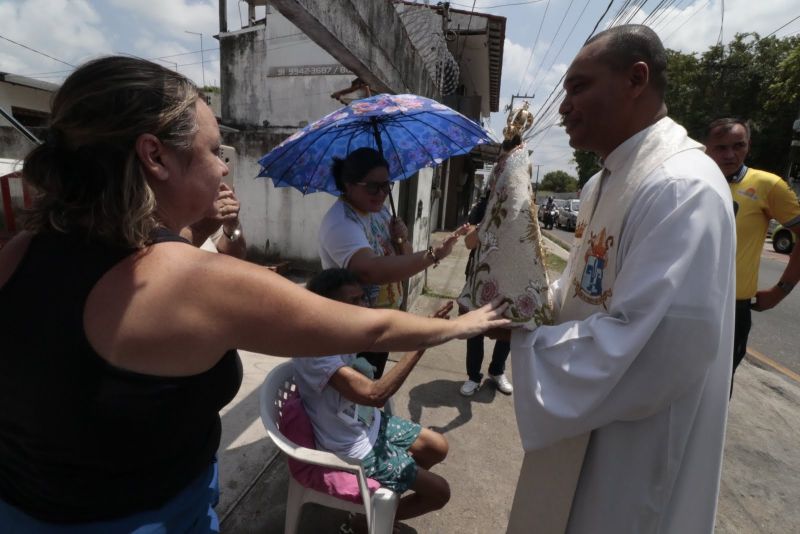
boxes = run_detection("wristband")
[427,246,440,268]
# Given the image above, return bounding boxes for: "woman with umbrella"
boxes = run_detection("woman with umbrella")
[319,147,468,378]
[259,93,497,378]
[0,56,508,531]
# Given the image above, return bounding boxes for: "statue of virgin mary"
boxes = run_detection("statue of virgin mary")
[457,102,554,329]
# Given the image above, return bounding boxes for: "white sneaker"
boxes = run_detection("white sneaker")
[460,380,481,396]
[489,373,513,395]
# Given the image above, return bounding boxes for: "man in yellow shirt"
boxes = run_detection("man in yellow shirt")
[705,118,800,392]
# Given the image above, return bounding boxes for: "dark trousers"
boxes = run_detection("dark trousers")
[358,351,389,379]
[466,335,510,383]
[731,299,752,394]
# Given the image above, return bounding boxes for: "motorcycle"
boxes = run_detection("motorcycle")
[542,205,558,230]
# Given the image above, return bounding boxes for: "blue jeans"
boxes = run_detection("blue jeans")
[466,335,510,383]
[0,458,220,533]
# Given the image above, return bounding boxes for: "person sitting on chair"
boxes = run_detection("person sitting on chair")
[292,268,451,530]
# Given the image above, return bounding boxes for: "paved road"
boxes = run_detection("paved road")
[543,224,800,377]
[748,244,799,376]
[545,225,576,247]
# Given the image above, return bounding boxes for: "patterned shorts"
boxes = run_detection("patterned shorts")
[361,413,422,494]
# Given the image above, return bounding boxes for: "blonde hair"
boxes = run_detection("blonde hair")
[23,56,200,247]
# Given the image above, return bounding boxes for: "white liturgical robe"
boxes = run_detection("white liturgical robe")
[509,124,735,533]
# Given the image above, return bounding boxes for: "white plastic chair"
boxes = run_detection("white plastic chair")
[259,361,399,534]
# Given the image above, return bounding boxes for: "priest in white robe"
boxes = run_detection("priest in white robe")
[506,25,735,534]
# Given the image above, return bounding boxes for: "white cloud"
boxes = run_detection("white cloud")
[108,0,219,36]
[0,0,112,78]
[513,0,800,176]
[657,0,800,52]
[502,38,538,96]
[106,0,224,87]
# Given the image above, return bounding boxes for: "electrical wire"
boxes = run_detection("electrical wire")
[586,0,618,41]
[523,0,577,95]
[527,0,592,99]
[525,0,625,143]
[0,34,74,67]
[622,0,651,25]
[761,13,800,40]
[662,0,712,43]
[515,0,552,94]
[646,0,690,30]
[450,0,545,8]
[456,0,478,63]
[20,32,307,78]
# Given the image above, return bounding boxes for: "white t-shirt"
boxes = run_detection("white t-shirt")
[318,199,403,309]
[291,354,381,459]
[199,228,223,253]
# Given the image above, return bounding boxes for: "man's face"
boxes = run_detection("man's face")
[559,38,631,157]
[333,283,366,307]
[705,124,750,177]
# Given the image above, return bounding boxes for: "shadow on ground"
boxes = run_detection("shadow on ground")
[406,378,500,434]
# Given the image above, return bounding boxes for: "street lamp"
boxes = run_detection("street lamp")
[185,30,205,87]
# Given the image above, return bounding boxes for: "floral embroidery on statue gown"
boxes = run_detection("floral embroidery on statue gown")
[458,144,554,329]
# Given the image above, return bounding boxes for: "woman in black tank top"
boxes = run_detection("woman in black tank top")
[0,56,508,531]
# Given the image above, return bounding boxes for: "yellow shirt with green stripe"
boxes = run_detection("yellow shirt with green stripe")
[730,166,800,299]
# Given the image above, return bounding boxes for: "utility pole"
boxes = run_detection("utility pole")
[508,93,536,112]
[532,164,542,198]
[219,0,227,33]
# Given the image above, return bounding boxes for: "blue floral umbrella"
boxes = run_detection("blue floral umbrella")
[257,93,496,216]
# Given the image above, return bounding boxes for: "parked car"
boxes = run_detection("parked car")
[767,218,778,238]
[557,199,581,231]
[772,223,796,254]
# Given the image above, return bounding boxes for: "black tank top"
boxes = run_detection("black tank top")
[0,230,242,523]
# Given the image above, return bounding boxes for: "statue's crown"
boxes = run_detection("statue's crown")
[503,101,534,140]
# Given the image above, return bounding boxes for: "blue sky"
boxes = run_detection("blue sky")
[1,0,798,177]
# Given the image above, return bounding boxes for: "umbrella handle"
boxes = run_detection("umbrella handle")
[370,116,395,218]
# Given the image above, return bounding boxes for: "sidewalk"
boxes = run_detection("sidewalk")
[218,233,800,533]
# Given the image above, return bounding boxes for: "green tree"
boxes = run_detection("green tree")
[571,149,602,188]
[540,170,578,192]
[665,33,800,176]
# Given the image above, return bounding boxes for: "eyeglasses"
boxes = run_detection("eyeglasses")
[355,181,394,195]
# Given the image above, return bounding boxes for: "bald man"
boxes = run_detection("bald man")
[507,25,734,534]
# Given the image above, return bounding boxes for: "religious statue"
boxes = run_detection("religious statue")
[457,101,554,329]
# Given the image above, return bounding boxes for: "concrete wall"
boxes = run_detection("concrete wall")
[220,17,352,130]
[219,13,355,264]
[219,9,438,272]
[221,129,335,267]
[0,80,52,115]
[0,127,36,161]
[270,0,437,97]
[0,80,53,160]
[408,167,433,303]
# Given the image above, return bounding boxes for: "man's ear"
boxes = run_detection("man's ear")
[135,133,169,182]
[629,61,650,98]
